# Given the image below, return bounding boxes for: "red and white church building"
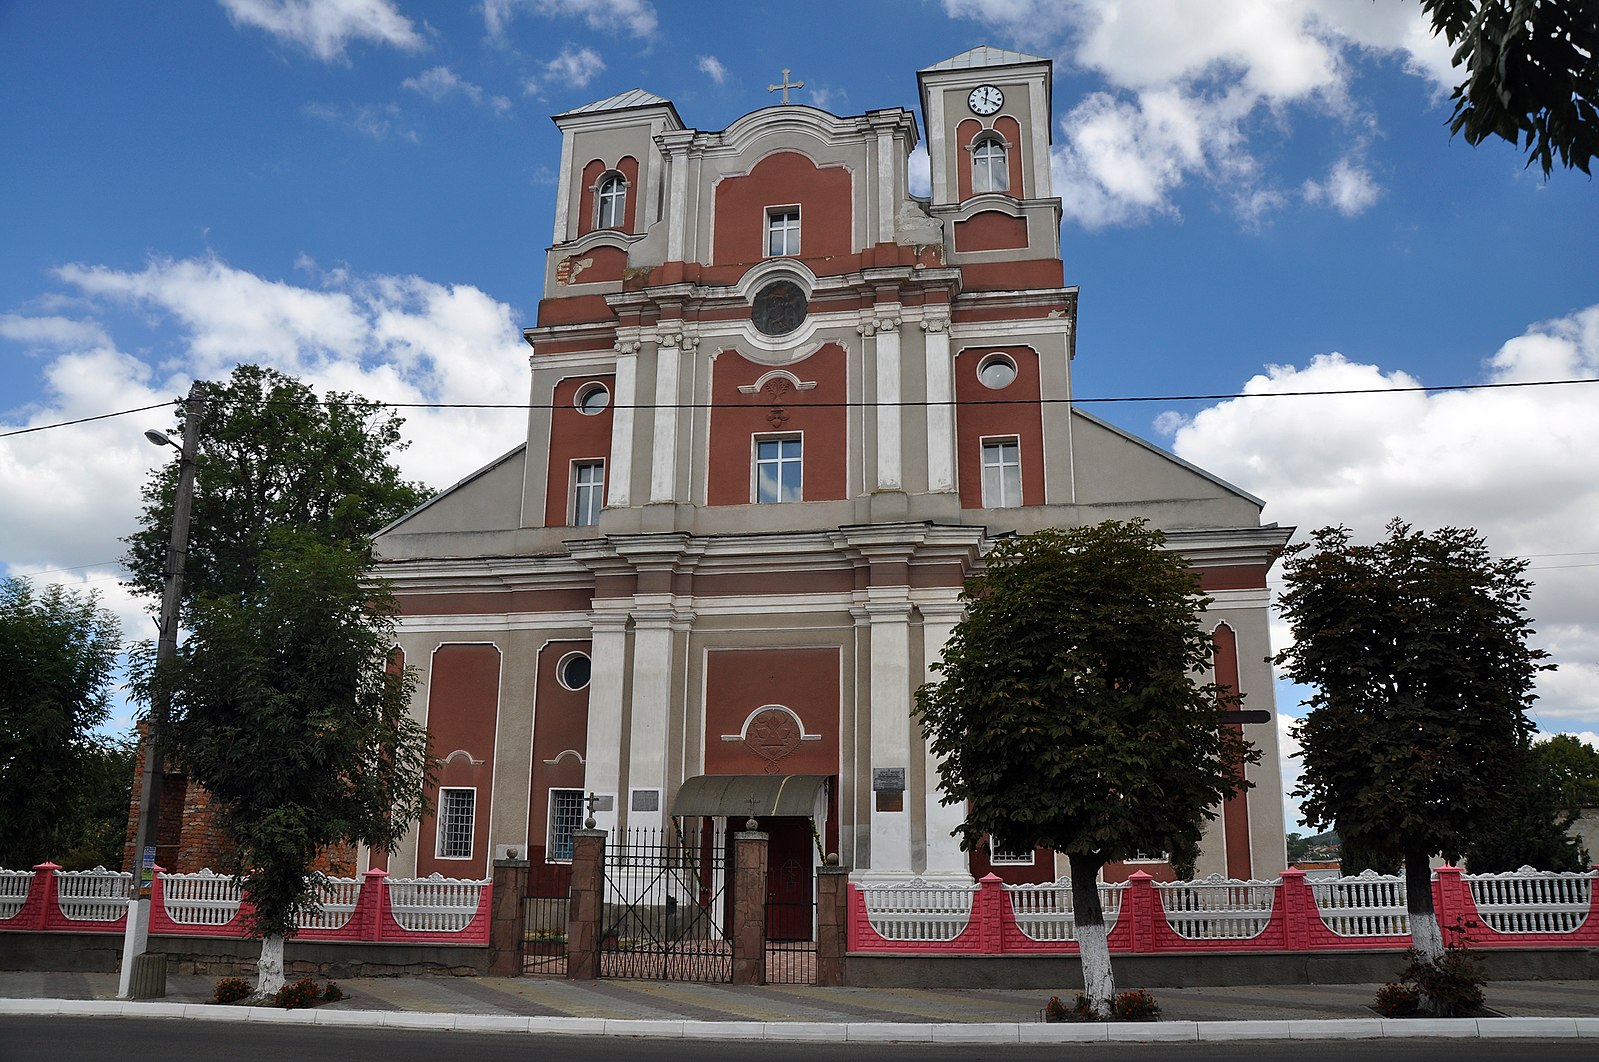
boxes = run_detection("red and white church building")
[370,46,1291,895]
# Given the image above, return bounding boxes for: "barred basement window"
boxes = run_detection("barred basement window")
[989,836,1035,865]
[438,788,475,859]
[549,788,585,863]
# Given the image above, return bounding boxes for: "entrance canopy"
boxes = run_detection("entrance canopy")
[672,774,830,819]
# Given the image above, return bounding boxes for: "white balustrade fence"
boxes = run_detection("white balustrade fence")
[387,873,488,933]
[1156,875,1276,940]
[1466,866,1596,934]
[54,867,131,922]
[1310,870,1409,936]
[300,875,361,931]
[1005,881,1125,942]
[159,869,242,925]
[0,870,35,920]
[859,878,979,942]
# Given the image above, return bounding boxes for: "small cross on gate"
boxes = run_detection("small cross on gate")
[767,68,804,105]
[584,791,601,829]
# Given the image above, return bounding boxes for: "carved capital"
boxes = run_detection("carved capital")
[614,339,640,356]
[921,314,949,334]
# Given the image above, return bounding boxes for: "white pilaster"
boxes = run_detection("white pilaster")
[608,342,638,508]
[648,334,690,503]
[875,127,896,244]
[664,140,690,263]
[626,603,674,831]
[864,596,915,878]
[919,600,971,880]
[583,610,629,834]
[871,313,903,491]
[923,315,955,493]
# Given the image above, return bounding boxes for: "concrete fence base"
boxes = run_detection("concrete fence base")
[0,931,489,979]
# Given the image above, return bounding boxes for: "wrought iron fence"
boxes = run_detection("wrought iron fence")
[600,823,731,983]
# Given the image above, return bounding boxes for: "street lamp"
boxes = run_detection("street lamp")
[118,381,205,1000]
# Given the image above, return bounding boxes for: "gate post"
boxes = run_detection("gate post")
[816,859,850,986]
[732,826,769,985]
[488,854,530,976]
[567,829,606,980]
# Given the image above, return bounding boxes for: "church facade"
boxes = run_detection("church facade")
[371,47,1290,890]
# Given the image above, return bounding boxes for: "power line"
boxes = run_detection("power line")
[6,377,1597,438]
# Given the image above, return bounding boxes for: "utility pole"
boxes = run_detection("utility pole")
[119,380,205,999]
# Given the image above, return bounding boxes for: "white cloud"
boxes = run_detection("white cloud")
[1,256,529,615]
[303,100,420,141]
[1163,304,1599,736]
[1302,157,1382,215]
[483,0,657,39]
[942,0,1459,228]
[218,0,424,62]
[403,66,482,104]
[697,55,726,85]
[542,45,606,89]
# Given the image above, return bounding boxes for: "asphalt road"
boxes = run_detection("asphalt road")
[2,1018,1596,1062]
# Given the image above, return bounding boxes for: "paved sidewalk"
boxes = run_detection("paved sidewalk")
[3,973,1598,1042]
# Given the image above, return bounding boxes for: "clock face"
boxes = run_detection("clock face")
[968,84,1003,115]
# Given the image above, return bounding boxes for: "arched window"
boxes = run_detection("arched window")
[596,174,626,228]
[972,136,1009,194]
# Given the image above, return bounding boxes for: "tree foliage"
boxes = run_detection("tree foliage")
[124,364,430,609]
[1465,734,1599,871]
[1277,521,1550,961]
[917,521,1257,1011]
[0,578,126,869]
[125,365,434,988]
[1420,0,1599,175]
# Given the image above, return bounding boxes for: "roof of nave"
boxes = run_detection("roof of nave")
[920,45,1049,73]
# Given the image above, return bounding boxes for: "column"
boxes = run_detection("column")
[865,596,915,878]
[919,600,970,880]
[872,312,903,491]
[488,856,530,977]
[625,603,673,831]
[583,610,629,834]
[649,333,695,504]
[922,315,955,493]
[566,829,606,980]
[731,829,769,986]
[607,342,638,508]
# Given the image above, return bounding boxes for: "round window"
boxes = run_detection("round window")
[751,279,808,337]
[978,354,1017,390]
[557,652,592,691]
[576,383,609,415]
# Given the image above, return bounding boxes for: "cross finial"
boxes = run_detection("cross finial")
[767,68,804,105]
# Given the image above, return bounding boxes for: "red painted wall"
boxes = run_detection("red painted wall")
[706,345,847,505]
[544,373,615,526]
[527,640,591,866]
[712,151,852,266]
[418,644,500,878]
[1214,622,1253,880]
[953,345,1045,509]
[953,211,1028,252]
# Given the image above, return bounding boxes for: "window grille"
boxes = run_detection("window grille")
[439,788,475,859]
[549,789,585,862]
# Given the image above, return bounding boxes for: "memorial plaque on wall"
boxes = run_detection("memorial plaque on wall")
[872,767,906,792]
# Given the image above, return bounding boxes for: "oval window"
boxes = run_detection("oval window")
[978,354,1017,390]
[576,383,609,415]
[557,652,592,691]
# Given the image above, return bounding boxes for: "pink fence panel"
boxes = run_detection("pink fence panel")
[1452,865,1599,948]
[43,866,129,933]
[378,873,491,945]
[849,876,984,953]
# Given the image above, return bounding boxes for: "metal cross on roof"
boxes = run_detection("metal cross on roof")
[767,68,804,105]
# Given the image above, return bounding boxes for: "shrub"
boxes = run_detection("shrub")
[322,981,345,1002]
[1401,938,1486,1017]
[1112,989,1160,1021]
[213,977,251,1004]
[275,977,323,1009]
[1373,981,1419,1017]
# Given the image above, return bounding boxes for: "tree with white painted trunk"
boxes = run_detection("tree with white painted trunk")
[915,521,1256,1018]
[1277,521,1550,1014]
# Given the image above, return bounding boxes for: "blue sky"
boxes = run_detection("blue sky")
[3,1,1597,832]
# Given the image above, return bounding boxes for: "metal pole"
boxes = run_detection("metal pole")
[118,380,205,999]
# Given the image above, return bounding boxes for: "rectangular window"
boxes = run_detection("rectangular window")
[571,460,605,526]
[981,438,1022,508]
[438,788,475,859]
[766,207,800,256]
[755,435,802,503]
[989,836,1035,866]
[548,789,585,863]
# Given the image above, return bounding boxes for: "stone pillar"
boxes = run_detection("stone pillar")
[583,610,629,833]
[922,315,956,493]
[919,599,970,880]
[815,863,850,987]
[566,829,606,981]
[488,857,530,977]
[731,829,769,986]
[607,341,638,508]
[626,605,673,831]
[865,596,915,877]
[648,334,683,503]
[868,311,903,491]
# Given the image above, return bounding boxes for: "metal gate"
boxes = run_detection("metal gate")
[600,821,731,982]
[521,861,571,975]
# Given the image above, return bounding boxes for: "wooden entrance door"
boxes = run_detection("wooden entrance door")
[760,816,813,941]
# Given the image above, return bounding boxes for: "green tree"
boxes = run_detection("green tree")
[1535,733,1599,814]
[1276,521,1550,987]
[0,578,125,870]
[1420,0,1599,175]
[1465,734,1599,871]
[916,521,1256,1016]
[126,365,434,996]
